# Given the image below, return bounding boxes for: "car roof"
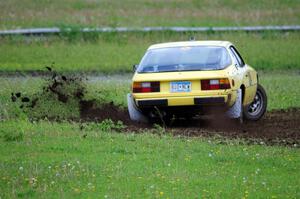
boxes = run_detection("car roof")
[148,40,233,50]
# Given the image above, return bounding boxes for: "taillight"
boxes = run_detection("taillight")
[201,78,231,90]
[132,82,160,93]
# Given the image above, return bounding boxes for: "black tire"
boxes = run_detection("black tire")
[243,84,267,121]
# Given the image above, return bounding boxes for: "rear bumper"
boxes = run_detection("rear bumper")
[194,97,225,105]
[136,96,228,108]
[138,99,168,107]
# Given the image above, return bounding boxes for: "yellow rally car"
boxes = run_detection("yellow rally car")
[127,40,267,123]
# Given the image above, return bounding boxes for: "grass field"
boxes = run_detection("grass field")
[1,1,300,197]
[0,0,299,29]
[0,32,300,73]
[0,120,299,198]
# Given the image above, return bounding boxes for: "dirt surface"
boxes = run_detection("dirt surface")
[79,101,300,147]
[78,102,299,146]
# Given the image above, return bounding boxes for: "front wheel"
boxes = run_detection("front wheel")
[243,84,267,121]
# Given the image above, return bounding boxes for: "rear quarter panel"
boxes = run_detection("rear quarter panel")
[243,65,258,105]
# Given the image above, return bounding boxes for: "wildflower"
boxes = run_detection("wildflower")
[29,177,37,186]
[208,153,213,157]
[167,163,171,167]
[48,166,51,169]
[255,168,261,174]
[19,166,23,171]
[159,191,164,196]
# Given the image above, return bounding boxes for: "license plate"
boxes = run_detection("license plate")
[170,81,191,92]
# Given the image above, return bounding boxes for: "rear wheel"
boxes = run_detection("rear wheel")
[243,84,267,121]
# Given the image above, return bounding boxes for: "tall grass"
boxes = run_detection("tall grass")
[0,0,299,29]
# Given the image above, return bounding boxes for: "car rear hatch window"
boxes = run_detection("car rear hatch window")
[137,46,231,73]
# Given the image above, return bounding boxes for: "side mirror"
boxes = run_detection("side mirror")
[133,64,138,72]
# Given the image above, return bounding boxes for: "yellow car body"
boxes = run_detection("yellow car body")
[129,41,263,121]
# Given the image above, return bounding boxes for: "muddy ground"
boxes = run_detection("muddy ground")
[167,108,300,146]
[92,106,300,147]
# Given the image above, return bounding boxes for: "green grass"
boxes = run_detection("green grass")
[0,32,300,73]
[0,71,299,121]
[0,120,299,198]
[0,0,299,29]
[260,71,300,110]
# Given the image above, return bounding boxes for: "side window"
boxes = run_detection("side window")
[229,46,245,67]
